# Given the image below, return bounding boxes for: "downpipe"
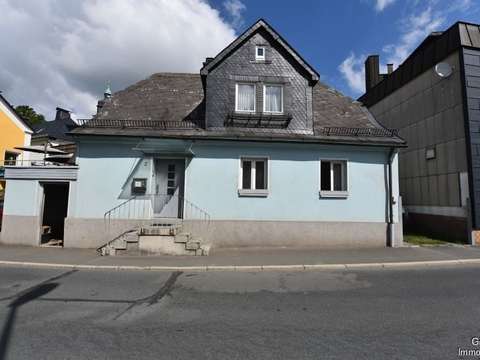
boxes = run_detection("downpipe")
[387,148,395,247]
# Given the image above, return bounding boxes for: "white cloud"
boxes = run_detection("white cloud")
[382,6,445,68]
[338,53,366,94]
[0,0,236,119]
[340,0,466,94]
[375,0,396,12]
[223,0,246,29]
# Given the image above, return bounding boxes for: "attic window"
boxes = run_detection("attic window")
[255,46,265,61]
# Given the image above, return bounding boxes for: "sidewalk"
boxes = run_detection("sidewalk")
[1,244,480,271]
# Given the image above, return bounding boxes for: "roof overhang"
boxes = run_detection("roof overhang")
[132,139,195,156]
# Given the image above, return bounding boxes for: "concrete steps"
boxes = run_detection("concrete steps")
[99,224,210,256]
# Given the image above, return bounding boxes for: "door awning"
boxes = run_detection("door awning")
[132,140,195,156]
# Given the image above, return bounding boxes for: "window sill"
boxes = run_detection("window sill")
[319,191,348,198]
[238,189,269,197]
[234,110,256,115]
[262,112,284,116]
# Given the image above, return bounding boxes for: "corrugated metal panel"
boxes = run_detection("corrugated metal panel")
[4,166,78,180]
[459,23,471,46]
[466,24,480,48]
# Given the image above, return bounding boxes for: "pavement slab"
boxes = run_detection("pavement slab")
[1,244,480,270]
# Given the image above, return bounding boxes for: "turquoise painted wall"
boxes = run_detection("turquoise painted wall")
[72,137,398,223]
[3,179,42,216]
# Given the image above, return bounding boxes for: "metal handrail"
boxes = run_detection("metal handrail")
[103,194,211,221]
[103,196,137,220]
[0,160,77,167]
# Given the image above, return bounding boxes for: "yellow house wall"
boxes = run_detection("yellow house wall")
[0,107,27,196]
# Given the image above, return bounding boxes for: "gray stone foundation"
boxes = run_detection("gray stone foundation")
[0,215,41,246]
[62,218,395,249]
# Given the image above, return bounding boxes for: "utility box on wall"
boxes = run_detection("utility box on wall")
[131,178,147,195]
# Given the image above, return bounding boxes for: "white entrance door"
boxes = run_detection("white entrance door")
[154,159,185,218]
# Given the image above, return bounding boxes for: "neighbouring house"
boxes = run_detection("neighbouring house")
[0,107,77,245]
[0,93,33,229]
[359,21,480,243]
[0,19,405,254]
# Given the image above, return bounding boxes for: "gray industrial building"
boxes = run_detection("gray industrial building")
[359,21,480,243]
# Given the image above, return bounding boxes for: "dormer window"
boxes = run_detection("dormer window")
[255,46,265,61]
[235,83,256,112]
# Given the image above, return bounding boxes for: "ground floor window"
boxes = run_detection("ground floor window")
[320,160,348,197]
[239,157,268,196]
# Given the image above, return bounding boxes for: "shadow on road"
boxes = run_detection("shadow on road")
[0,269,183,358]
[0,283,59,360]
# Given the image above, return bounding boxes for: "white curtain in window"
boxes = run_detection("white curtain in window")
[264,85,282,113]
[237,84,255,111]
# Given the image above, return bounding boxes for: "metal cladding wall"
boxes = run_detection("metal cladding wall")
[463,48,480,228]
[368,51,468,213]
[204,28,313,131]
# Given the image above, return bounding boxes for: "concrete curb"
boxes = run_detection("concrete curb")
[1,258,480,271]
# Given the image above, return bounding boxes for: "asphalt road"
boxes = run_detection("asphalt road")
[0,265,480,359]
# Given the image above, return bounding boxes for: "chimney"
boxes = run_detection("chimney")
[203,57,214,67]
[365,55,381,91]
[97,99,105,113]
[387,63,394,74]
[55,107,71,122]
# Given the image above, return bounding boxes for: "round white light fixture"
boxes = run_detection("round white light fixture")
[435,62,453,78]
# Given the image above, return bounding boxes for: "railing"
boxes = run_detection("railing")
[0,159,76,167]
[225,112,292,129]
[102,194,211,249]
[319,127,398,137]
[77,118,200,129]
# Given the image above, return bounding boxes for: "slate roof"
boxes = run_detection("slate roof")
[95,73,205,127]
[200,19,319,82]
[312,82,380,130]
[34,108,76,141]
[359,21,480,107]
[72,73,404,147]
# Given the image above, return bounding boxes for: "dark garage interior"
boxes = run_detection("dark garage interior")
[41,183,69,246]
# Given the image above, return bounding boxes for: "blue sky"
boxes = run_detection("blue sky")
[214,0,480,97]
[0,0,479,118]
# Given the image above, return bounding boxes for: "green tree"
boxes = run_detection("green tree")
[14,105,45,126]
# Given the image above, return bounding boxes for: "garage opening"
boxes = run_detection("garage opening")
[41,183,69,247]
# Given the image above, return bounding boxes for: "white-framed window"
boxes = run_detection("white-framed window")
[255,46,265,61]
[238,157,269,197]
[263,85,283,114]
[235,83,256,113]
[319,159,348,198]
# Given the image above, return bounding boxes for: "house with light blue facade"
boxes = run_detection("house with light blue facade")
[0,19,405,254]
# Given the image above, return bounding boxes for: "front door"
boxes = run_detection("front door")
[154,159,185,218]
